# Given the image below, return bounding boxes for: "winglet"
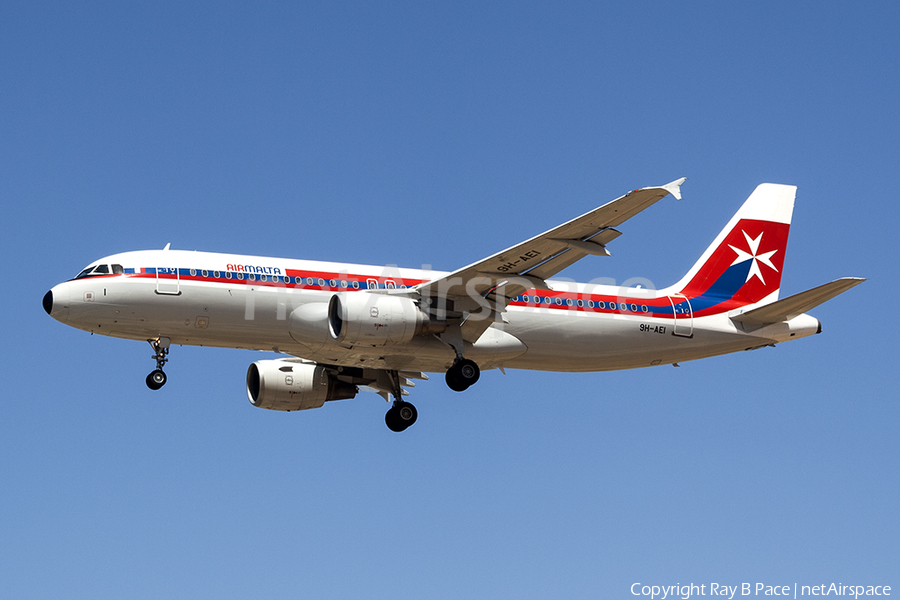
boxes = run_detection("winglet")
[659,177,687,201]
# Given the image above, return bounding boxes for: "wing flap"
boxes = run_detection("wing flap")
[731,277,865,326]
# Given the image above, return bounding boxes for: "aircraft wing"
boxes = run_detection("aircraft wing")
[281,356,428,403]
[414,178,686,341]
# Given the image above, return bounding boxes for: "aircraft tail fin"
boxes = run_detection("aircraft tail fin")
[663,183,796,316]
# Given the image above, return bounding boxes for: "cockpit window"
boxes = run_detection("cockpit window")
[74,264,117,279]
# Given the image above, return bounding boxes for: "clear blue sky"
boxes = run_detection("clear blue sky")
[2,2,896,598]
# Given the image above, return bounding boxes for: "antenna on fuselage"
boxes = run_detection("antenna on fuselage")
[163,243,171,251]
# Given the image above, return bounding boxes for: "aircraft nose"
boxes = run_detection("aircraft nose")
[43,290,53,315]
[43,284,70,322]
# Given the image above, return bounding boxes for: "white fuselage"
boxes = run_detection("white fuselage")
[46,249,820,374]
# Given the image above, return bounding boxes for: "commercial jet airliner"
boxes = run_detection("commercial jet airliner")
[43,179,863,431]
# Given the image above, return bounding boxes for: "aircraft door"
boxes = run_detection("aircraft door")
[668,293,693,337]
[155,266,181,295]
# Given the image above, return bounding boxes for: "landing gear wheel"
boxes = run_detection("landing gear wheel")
[146,369,167,390]
[445,358,480,392]
[385,401,417,432]
[385,407,402,432]
[445,369,468,392]
[397,401,417,427]
[456,359,480,385]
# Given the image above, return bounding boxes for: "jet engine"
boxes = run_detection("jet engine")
[246,359,357,411]
[327,292,445,347]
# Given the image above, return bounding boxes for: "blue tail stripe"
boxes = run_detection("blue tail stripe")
[673,261,752,314]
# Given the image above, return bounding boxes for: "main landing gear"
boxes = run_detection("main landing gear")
[146,337,170,390]
[385,400,418,433]
[384,370,418,433]
[382,356,480,431]
[445,358,480,392]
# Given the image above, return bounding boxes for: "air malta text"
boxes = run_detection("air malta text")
[226,264,283,275]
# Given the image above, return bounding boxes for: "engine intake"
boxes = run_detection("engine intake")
[247,359,357,411]
[327,293,444,347]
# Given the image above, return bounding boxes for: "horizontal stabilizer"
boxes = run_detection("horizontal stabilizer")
[731,277,865,326]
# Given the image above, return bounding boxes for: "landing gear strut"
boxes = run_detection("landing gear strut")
[384,370,418,432]
[445,358,480,392]
[146,337,170,390]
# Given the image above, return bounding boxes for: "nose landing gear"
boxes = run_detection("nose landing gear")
[146,337,170,390]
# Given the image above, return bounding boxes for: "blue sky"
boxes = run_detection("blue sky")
[2,2,897,598]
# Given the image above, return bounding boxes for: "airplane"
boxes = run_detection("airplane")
[43,179,864,432]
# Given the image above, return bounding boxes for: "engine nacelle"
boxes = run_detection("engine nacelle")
[327,293,444,347]
[246,359,357,411]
